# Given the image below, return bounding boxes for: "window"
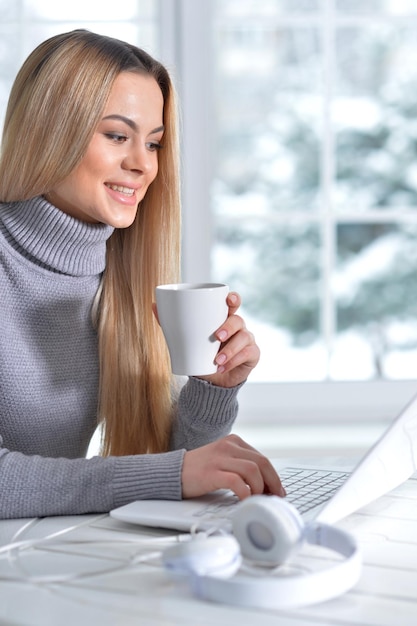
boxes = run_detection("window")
[1,0,416,424]
[177,0,417,422]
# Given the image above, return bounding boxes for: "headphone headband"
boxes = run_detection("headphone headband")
[192,522,361,609]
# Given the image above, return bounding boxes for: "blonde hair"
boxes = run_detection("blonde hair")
[0,30,181,455]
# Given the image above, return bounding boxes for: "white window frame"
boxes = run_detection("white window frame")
[160,0,417,425]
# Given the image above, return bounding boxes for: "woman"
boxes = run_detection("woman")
[0,29,284,519]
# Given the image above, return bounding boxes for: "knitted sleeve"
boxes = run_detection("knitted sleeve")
[0,378,240,519]
[170,376,242,450]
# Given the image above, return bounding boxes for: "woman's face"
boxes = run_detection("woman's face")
[48,71,164,228]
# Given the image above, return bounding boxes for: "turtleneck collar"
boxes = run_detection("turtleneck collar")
[0,196,114,276]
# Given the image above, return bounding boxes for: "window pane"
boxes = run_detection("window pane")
[0,0,18,20]
[334,223,417,379]
[212,21,322,213]
[219,0,320,16]
[335,25,417,210]
[23,0,155,20]
[0,25,19,79]
[212,219,324,381]
[211,1,324,383]
[336,0,417,15]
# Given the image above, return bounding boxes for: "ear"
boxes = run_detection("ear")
[152,302,160,325]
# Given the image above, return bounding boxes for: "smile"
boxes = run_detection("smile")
[105,183,135,196]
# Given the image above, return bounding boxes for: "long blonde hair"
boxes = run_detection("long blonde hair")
[0,30,181,455]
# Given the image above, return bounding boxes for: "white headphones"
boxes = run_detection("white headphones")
[163,495,361,609]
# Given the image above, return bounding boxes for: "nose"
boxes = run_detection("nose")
[122,144,155,174]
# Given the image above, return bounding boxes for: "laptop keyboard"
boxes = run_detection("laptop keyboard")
[280,467,349,513]
[191,467,349,525]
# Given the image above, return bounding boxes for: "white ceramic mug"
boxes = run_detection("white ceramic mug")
[155,282,229,375]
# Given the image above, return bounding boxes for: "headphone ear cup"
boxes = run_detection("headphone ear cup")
[231,495,305,564]
[162,535,242,579]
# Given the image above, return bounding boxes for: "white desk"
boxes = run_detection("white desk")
[1,463,417,626]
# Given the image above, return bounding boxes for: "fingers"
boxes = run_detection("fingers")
[182,435,286,501]
[216,293,242,339]
[220,435,286,498]
[216,321,255,357]
[215,320,259,373]
[216,310,245,343]
[214,293,259,372]
[199,290,260,387]
[226,291,241,315]
[214,458,280,500]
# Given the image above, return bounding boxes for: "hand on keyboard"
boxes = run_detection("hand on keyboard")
[181,434,286,501]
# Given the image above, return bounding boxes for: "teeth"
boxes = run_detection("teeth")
[106,184,135,196]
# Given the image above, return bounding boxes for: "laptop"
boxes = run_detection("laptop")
[110,389,417,531]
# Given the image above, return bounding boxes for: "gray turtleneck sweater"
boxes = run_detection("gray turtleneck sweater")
[0,197,240,519]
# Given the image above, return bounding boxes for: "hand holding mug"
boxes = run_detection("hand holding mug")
[155,283,260,388]
[200,291,260,388]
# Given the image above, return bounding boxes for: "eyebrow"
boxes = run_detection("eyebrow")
[102,114,164,135]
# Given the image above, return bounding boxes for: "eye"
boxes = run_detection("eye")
[146,141,163,152]
[104,132,128,143]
